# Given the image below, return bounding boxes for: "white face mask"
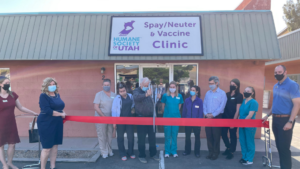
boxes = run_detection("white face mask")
[169,88,176,93]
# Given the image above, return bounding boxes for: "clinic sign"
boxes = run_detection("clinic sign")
[109,16,203,56]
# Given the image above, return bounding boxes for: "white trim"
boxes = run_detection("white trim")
[265,57,300,65]
[114,63,199,91]
[278,28,300,39]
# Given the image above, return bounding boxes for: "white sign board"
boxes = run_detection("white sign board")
[109,17,203,55]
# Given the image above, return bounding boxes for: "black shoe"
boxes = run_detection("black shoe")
[239,158,247,163]
[195,154,200,158]
[210,154,218,160]
[222,148,230,156]
[206,154,213,159]
[226,153,234,160]
[182,152,190,156]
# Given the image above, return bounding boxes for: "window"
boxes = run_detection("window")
[115,65,139,94]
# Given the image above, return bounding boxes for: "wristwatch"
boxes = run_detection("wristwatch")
[288,120,293,124]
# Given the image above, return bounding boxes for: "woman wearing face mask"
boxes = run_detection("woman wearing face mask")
[93,79,116,159]
[112,82,135,161]
[37,77,66,169]
[221,79,243,160]
[238,87,258,166]
[0,76,38,169]
[161,81,184,158]
[182,86,203,158]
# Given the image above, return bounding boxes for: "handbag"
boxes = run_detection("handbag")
[28,117,39,143]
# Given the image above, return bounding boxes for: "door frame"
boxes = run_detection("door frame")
[114,63,198,137]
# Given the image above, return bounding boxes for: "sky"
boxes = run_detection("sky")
[0,0,292,33]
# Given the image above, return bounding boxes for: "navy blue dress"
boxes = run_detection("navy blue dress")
[37,93,65,149]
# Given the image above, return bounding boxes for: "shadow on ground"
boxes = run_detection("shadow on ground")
[12,150,300,169]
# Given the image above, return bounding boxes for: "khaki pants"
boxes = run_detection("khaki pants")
[95,123,113,156]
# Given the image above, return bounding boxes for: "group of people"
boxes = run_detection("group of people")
[0,65,299,169]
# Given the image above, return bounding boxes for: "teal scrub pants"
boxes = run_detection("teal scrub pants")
[164,125,179,155]
[239,127,256,162]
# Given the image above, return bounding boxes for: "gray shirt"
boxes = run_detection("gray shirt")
[93,91,116,116]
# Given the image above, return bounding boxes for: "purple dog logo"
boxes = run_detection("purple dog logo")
[119,21,135,36]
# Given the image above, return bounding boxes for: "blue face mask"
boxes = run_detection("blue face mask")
[190,91,196,96]
[103,86,110,92]
[48,85,56,92]
[142,87,149,92]
[209,84,216,91]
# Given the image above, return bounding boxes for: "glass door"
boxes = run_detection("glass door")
[140,64,170,133]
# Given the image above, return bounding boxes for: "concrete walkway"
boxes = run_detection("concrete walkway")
[4,109,300,168]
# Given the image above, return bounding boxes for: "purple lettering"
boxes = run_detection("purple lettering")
[134,46,139,50]
[166,41,168,48]
[158,31,163,36]
[162,41,165,48]
[170,42,176,48]
[188,23,192,27]
[168,22,173,27]
[153,41,160,48]
[179,23,184,27]
[128,46,133,50]
[182,42,188,48]
[186,32,190,36]
[118,46,124,51]
[168,32,172,36]
[193,23,196,27]
[174,23,178,27]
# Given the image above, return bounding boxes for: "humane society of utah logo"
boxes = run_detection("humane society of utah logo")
[113,20,140,51]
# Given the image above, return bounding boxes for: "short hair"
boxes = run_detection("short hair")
[140,77,150,85]
[209,76,220,85]
[117,82,126,94]
[276,65,287,72]
[103,79,111,84]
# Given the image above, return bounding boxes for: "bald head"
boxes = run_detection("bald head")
[274,65,287,82]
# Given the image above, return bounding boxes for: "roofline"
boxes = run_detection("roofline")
[265,57,300,66]
[278,28,300,39]
[277,27,288,36]
[235,0,252,10]
[0,10,272,16]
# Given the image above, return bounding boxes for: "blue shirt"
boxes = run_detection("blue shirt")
[272,77,300,115]
[161,93,184,118]
[203,88,227,117]
[182,96,203,118]
[239,99,258,119]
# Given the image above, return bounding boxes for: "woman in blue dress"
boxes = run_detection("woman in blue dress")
[161,81,184,158]
[37,78,66,169]
[238,86,258,166]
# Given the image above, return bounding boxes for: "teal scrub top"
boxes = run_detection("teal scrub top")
[239,99,259,119]
[161,93,184,118]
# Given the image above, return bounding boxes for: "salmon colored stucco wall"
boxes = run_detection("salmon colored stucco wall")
[265,60,300,113]
[0,60,265,138]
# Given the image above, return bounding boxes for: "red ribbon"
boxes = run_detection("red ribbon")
[63,116,269,128]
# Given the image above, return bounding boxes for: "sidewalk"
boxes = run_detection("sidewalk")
[6,109,300,168]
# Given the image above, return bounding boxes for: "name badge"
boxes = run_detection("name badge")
[111,97,115,99]
[231,97,235,100]
[176,97,180,99]
[195,105,199,108]
[213,96,218,99]
[2,100,7,102]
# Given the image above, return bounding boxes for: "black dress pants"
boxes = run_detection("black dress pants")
[185,126,201,155]
[117,124,134,157]
[272,116,295,169]
[221,127,237,153]
[205,114,222,156]
[137,125,157,158]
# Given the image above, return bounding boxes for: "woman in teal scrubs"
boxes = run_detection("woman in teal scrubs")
[161,81,184,158]
[238,86,258,166]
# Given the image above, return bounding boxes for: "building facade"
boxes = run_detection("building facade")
[0,11,281,138]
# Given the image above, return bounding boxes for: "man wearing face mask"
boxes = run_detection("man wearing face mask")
[263,65,300,169]
[133,77,159,163]
[203,76,227,160]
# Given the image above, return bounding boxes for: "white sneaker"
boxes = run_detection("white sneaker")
[173,154,178,158]
[109,152,114,157]
[102,154,108,159]
[165,154,169,158]
[243,161,253,165]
